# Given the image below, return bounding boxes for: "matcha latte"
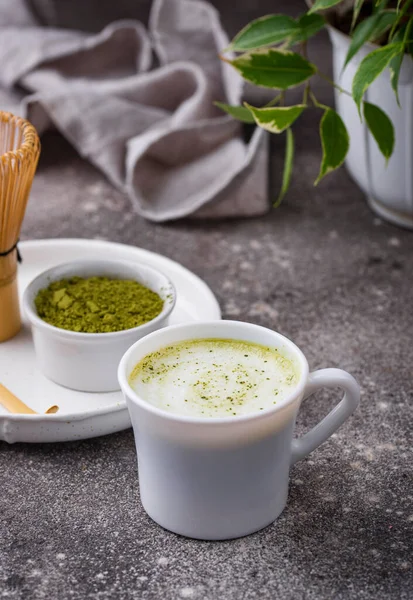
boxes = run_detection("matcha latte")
[129,339,299,418]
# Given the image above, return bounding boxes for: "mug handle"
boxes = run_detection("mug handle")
[290,368,360,466]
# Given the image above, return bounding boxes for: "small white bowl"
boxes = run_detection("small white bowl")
[23,259,176,393]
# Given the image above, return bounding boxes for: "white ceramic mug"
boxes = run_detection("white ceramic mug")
[118,321,360,540]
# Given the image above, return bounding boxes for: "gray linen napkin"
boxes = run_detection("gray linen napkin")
[0,0,269,221]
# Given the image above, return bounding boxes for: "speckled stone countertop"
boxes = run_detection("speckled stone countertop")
[1,20,413,600]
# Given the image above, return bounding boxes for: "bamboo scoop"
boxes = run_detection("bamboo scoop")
[0,112,40,342]
[0,384,58,415]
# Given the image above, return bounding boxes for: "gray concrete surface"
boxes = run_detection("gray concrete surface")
[1,2,413,599]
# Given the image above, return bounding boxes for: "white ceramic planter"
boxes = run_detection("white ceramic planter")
[329,27,413,229]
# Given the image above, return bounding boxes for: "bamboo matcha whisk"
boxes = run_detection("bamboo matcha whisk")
[0,112,40,342]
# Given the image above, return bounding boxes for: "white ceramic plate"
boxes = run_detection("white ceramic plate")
[0,239,221,443]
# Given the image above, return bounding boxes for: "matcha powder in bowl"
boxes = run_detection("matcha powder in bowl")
[35,276,164,333]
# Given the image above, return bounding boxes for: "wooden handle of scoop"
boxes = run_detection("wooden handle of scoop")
[0,384,58,414]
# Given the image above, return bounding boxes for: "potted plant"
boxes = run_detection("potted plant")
[217,0,413,228]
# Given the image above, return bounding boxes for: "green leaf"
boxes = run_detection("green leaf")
[374,0,389,8]
[229,49,317,89]
[352,44,401,112]
[315,108,349,184]
[389,0,413,40]
[230,15,299,51]
[291,13,325,43]
[214,102,256,123]
[389,18,413,105]
[344,12,397,69]
[274,128,294,206]
[244,103,305,133]
[389,51,404,105]
[351,0,365,31]
[363,101,395,161]
[308,0,343,14]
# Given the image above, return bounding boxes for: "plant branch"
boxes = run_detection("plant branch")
[264,94,282,108]
[303,83,310,105]
[309,89,324,108]
[317,71,353,98]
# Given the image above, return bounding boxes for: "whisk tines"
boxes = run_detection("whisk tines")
[0,112,40,342]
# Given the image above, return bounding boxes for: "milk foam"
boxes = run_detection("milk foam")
[129,339,299,418]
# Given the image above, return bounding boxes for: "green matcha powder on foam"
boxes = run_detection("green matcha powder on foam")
[35,276,164,333]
